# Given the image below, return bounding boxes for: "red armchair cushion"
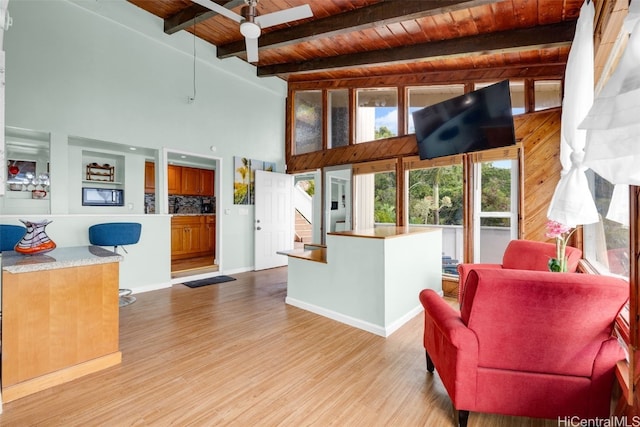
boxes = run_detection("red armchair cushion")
[461,269,626,377]
[502,240,582,272]
[457,239,583,302]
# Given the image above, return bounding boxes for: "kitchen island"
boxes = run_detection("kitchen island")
[280,226,442,337]
[1,246,123,402]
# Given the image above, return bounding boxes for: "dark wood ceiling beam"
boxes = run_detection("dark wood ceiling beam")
[257,21,577,78]
[164,0,243,35]
[216,0,499,58]
[287,62,569,89]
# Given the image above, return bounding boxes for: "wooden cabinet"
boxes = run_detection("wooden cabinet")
[168,165,215,196]
[202,215,216,255]
[181,167,201,195]
[145,161,155,193]
[171,215,215,260]
[200,169,215,196]
[168,165,182,195]
[2,255,121,402]
[171,216,202,259]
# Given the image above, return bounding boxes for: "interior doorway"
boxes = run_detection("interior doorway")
[324,165,352,243]
[163,149,222,280]
[293,172,318,247]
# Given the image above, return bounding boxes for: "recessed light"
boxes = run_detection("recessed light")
[129,147,137,151]
[181,155,187,159]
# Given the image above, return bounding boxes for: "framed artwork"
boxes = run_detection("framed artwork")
[234,156,250,205]
[264,162,275,172]
[249,159,263,205]
[233,156,277,205]
[7,160,37,182]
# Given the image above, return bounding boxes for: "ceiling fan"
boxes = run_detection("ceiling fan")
[191,0,313,63]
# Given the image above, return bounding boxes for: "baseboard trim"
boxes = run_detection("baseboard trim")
[285,297,422,337]
[2,352,122,403]
[385,305,424,336]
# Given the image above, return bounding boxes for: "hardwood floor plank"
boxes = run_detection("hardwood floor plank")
[0,267,556,426]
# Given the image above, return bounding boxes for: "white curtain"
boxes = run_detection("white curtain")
[547,0,599,227]
[581,0,640,225]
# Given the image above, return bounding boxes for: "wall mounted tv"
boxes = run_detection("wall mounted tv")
[412,80,516,160]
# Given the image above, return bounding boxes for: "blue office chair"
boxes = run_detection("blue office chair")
[0,224,26,252]
[88,222,142,307]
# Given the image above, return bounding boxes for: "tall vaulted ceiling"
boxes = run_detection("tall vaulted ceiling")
[127,0,583,83]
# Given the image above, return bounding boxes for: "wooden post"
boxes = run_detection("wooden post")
[630,185,640,406]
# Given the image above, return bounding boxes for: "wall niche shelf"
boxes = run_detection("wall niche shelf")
[82,180,123,186]
[81,150,125,189]
[86,163,115,182]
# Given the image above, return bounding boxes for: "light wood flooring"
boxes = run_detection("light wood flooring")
[171,255,218,278]
[0,267,557,426]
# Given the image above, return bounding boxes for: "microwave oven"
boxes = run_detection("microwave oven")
[82,187,124,206]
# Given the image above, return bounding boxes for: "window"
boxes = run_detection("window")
[324,165,352,241]
[294,90,323,154]
[355,88,398,143]
[584,170,630,278]
[475,81,525,115]
[534,80,562,111]
[328,90,350,148]
[406,85,465,134]
[407,163,464,275]
[353,160,397,229]
[473,159,518,263]
[374,171,396,224]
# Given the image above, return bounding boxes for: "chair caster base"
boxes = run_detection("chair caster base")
[119,295,136,307]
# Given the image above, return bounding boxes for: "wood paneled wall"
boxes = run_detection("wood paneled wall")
[516,108,562,241]
[286,107,563,247]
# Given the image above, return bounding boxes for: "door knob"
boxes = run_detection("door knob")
[256,226,262,230]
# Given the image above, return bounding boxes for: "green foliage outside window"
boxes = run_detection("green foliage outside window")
[480,164,511,227]
[408,165,463,225]
[374,172,396,223]
[400,163,512,227]
[375,126,394,140]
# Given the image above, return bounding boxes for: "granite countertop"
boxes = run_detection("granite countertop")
[1,246,124,274]
[171,213,216,216]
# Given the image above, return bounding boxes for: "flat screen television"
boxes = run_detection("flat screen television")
[412,80,516,160]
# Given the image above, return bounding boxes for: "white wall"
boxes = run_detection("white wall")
[285,228,442,337]
[1,0,288,287]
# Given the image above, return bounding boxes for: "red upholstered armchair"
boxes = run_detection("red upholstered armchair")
[457,239,582,302]
[420,269,628,426]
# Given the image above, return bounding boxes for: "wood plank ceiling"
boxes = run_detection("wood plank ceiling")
[126,0,583,83]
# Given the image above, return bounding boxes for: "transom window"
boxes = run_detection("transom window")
[406,85,465,134]
[355,88,398,143]
[293,90,323,154]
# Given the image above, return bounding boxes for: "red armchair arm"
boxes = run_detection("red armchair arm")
[588,337,626,418]
[457,263,501,302]
[420,289,479,409]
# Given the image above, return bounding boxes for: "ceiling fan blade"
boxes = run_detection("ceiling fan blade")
[245,36,259,63]
[190,0,243,23]
[254,4,312,29]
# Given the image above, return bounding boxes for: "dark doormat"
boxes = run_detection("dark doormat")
[182,275,237,288]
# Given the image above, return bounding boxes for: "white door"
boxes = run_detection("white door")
[254,170,294,270]
[472,159,519,263]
